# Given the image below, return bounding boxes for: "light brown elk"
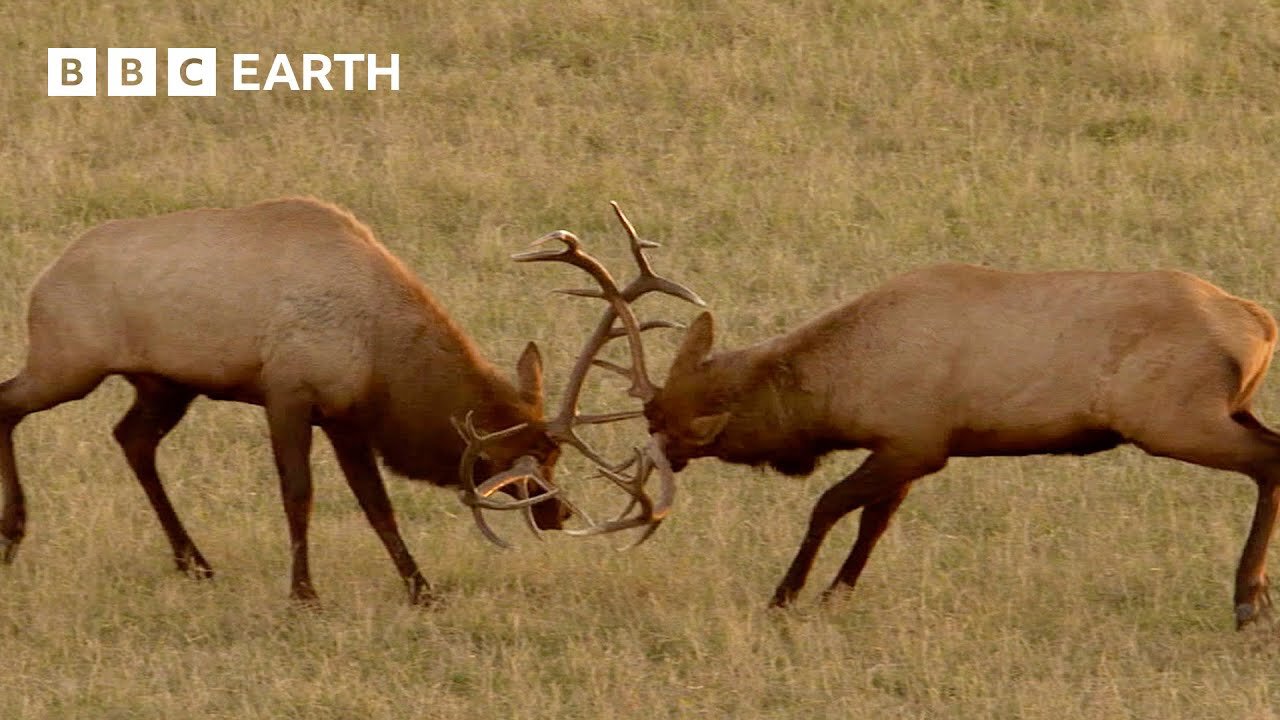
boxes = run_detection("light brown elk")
[0,197,619,604]
[536,220,1280,629]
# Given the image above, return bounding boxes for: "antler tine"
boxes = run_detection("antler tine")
[611,202,708,309]
[516,227,656,416]
[511,481,543,542]
[561,435,677,549]
[591,321,684,384]
[451,411,561,549]
[611,201,659,276]
[555,424,632,474]
[576,409,645,424]
[562,451,652,539]
[591,358,632,379]
[607,319,683,339]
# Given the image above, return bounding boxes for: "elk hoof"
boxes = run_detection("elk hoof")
[0,536,18,564]
[183,564,215,581]
[406,576,438,607]
[289,583,322,610]
[1236,602,1261,629]
[175,550,214,579]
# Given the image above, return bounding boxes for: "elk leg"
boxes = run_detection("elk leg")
[113,376,210,577]
[1134,408,1280,628]
[821,483,913,602]
[265,396,317,603]
[1235,477,1280,628]
[0,417,23,565]
[323,425,433,605]
[0,369,106,563]
[1228,413,1280,627]
[770,450,940,608]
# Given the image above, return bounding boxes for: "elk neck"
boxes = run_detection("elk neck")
[365,299,540,486]
[703,337,855,476]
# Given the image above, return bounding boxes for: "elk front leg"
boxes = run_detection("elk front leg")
[821,483,912,603]
[324,425,433,605]
[266,397,317,603]
[770,450,940,608]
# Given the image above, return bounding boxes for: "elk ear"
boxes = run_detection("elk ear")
[516,341,544,406]
[687,412,730,447]
[670,311,715,380]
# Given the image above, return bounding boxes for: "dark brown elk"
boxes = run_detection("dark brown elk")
[0,197,601,604]
[536,220,1280,629]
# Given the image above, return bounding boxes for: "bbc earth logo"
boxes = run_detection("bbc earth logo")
[47,48,400,96]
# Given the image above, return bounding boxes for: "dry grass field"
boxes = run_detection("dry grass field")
[3,0,1280,717]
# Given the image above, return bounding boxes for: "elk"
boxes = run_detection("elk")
[0,196,607,604]
[534,220,1280,629]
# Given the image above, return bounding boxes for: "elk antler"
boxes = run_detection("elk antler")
[561,434,678,549]
[452,411,562,549]
[514,202,703,440]
[516,203,703,542]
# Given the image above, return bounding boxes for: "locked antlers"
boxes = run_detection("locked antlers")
[514,202,704,545]
[451,412,560,549]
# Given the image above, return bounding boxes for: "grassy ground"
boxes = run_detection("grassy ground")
[3,0,1280,717]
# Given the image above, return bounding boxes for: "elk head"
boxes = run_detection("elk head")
[639,311,736,472]
[445,341,569,548]
[514,202,705,546]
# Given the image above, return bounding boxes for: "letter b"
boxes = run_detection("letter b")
[108,48,157,96]
[48,48,96,96]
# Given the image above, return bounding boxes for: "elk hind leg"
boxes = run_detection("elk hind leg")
[1136,408,1280,628]
[1223,411,1280,628]
[113,375,210,577]
[0,367,106,563]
